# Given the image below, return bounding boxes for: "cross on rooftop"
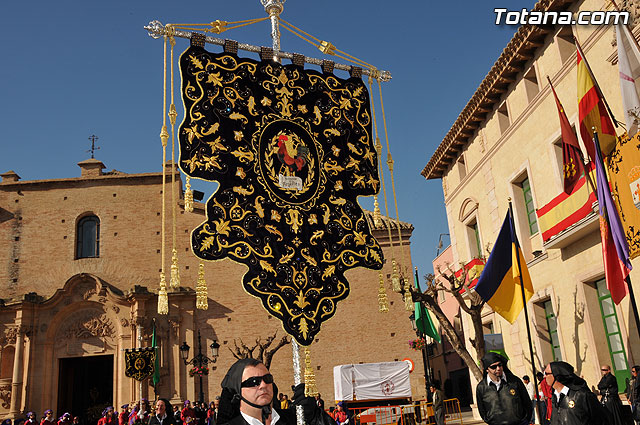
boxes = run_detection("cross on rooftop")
[87,135,100,159]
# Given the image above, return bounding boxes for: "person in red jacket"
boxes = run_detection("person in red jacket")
[57,413,72,425]
[539,371,553,425]
[333,403,348,425]
[97,407,117,425]
[181,401,197,425]
[119,405,129,425]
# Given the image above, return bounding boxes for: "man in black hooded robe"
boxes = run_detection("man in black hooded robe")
[475,352,532,425]
[216,358,332,425]
[545,361,610,425]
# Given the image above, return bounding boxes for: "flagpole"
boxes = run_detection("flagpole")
[592,129,640,339]
[507,200,540,407]
[625,276,640,340]
[414,267,432,396]
[609,0,640,54]
[574,37,621,127]
[545,75,598,195]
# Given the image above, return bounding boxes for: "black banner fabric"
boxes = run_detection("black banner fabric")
[178,45,384,345]
[124,348,156,381]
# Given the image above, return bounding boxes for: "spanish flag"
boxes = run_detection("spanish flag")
[577,43,617,160]
[474,210,534,323]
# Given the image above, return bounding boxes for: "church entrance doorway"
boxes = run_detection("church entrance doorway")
[57,355,114,425]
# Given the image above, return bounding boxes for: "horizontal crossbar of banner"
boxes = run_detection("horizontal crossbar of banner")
[144,20,392,82]
[123,347,156,352]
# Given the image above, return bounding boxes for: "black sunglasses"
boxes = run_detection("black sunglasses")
[241,374,274,388]
[488,363,503,370]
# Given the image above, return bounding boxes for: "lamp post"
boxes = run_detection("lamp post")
[410,313,431,399]
[180,330,220,403]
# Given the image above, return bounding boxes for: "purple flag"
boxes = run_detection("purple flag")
[593,132,631,304]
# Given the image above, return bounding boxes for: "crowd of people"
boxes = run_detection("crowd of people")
[476,352,640,425]
[4,355,640,425]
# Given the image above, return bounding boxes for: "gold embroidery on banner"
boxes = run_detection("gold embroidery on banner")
[178,47,383,344]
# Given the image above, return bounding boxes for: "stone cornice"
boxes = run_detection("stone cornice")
[0,170,181,189]
[422,0,572,180]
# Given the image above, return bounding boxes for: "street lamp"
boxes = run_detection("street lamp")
[180,330,220,403]
[409,312,432,399]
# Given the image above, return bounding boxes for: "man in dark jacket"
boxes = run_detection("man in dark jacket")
[544,361,609,425]
[216,358,332,425]
[149,399,177,425]
[475,352,532,425]
[430,381,445,425]
[628,365,640,425]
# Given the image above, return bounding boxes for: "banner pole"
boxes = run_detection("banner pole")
[259,2,304,424]
[507,201,540,412]
[143,21,391,81]
[137,324,144,416]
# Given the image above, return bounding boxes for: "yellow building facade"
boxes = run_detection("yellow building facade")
[423,0,640,407]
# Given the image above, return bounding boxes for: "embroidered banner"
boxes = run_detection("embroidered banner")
[607,133,640,260]
[124,348,156,381]
[178,44,384,345]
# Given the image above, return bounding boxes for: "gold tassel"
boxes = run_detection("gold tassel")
[373,198,381,227]
[304,348,319,397]
[391,259,401,292]
[196,263,208,310]
[158,272,169,314]
[184,176,194,213]
[170,248,180,288]
[378,271,389,313]
[404,279,414,312]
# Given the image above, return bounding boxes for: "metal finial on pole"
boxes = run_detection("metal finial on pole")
[260,0,285,61]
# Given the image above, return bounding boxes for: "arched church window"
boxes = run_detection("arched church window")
[77,215,100,258]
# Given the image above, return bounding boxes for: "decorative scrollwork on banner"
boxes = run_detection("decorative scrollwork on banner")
[124,348,156,381]
[179,45,383,345]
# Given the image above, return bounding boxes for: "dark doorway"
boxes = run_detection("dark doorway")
[58,355,113,425]
[447,368,472,408]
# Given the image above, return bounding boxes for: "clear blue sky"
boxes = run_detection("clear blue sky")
[0,0,536,287]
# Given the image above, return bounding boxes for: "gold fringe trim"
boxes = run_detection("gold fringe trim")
[378,271,389,313]
[184,176,194,212]
[170,248,180,288]
[404,280,414,311]
[304,347,319,397]
[391,259,401,293]
[196,263,208,310]
[158,272,169,315]
[373,198,381,227]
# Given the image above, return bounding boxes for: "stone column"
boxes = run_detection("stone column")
[9,328,24,417]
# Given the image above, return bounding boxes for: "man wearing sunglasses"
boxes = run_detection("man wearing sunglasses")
[475,352,532,425]
[216,358,333,425]
[544,361,609,425]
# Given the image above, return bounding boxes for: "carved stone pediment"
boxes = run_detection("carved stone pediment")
[58,309,115,340]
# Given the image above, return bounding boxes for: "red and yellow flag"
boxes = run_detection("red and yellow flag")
[549,78,583,194]
[577,47,617,161]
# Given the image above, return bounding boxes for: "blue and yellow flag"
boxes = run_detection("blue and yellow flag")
[474,211,533,323]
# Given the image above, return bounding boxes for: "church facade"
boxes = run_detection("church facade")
[0,159,419,421]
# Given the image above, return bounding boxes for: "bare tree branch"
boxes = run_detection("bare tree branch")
[407,259,489,382]
[226,332,291,369]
